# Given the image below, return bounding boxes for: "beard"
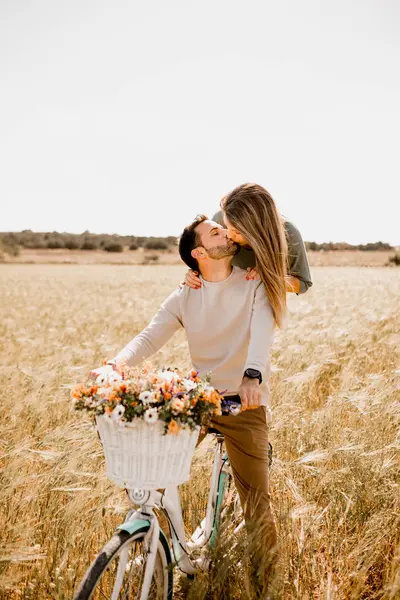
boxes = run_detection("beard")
[205,240,240,259]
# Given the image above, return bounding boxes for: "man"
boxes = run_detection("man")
[107,214,278,590]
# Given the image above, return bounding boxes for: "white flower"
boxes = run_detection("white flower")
[158,370,179,384]
[108,371,122,384]
[139,391,153,404]
[112,405,125,422]
[95,373,108,386]
[84,397,96,408]
[182,378,197,392]
[203,386,214,394]
[95,365,122,386]
[144,408,159,424]
[229,404,241,416]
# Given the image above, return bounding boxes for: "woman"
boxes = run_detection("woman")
[184,183,313,326]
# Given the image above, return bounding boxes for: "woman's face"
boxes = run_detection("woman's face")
[223,213,250,247]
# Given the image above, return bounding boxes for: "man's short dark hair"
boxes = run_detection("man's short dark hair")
[178,214,208,271]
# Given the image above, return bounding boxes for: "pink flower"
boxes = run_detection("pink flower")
[171,398,185,414]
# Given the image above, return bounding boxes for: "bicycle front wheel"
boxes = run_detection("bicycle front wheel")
[74,525,173,600]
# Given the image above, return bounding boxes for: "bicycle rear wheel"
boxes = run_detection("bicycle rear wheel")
[74,525,173,600]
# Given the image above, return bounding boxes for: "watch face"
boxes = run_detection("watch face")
[246,369,260,377]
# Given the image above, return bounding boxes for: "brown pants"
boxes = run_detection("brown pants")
[199,406,278,582]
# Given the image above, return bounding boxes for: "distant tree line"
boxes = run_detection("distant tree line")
[304,241,394,252]
[0,230,396,258]
[0,230,178,254]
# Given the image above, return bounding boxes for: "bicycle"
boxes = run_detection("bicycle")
[73,396,272,600]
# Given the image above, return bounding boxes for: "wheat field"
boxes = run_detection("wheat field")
[3,247,396,268]
[0,264,399,599]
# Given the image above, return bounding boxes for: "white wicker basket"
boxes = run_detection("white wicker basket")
[96,415,200,489]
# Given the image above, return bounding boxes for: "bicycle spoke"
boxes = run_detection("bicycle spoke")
[86,536,165,600]
[96,540,141,599]
[123,544,145,600]
[111,546,129,600]
[123,553,142,600]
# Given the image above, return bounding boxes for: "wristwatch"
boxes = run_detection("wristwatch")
[243,368,262,384]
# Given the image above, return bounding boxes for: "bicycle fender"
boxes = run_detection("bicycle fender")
[116,519,170,548]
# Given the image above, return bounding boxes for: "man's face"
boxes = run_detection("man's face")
[194,220,239,259]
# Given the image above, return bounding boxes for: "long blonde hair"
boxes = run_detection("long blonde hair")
[221,183,288,327]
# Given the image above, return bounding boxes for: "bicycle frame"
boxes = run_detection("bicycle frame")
[114,433,231,600]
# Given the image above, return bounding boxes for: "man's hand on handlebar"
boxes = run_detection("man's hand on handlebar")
[238,377,262,411]
[89,362,117,380]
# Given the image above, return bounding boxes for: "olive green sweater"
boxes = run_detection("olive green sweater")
[212,210,313,294]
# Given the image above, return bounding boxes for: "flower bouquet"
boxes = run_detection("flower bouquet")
[71,363,222,489]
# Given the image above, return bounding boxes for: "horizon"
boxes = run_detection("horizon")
[0,227,397,248]
[1,1,399,246]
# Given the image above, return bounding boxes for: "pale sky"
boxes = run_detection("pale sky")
[1,1,399,245]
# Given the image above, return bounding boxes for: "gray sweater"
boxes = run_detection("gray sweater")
[113,266,275,407]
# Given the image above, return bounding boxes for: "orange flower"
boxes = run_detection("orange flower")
[164,392,172,400]
[89,385,98,395]
[71,384,86,399]
[208,391,221,405]
[168,420,180,435]
[104,406,113,414]
[119,384,127,394]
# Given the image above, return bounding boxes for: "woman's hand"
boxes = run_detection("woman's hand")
[285,275,301,294]
[182,269,202,289]
[245,267,260,281]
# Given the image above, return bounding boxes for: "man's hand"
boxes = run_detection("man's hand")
[238,377,262,410]
[89,366,103,380]
[89,362,117,380]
